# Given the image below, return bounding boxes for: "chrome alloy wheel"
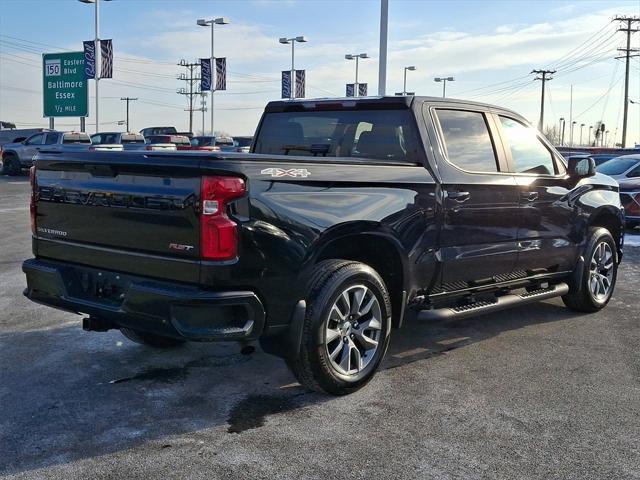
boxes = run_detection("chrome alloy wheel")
[589,241,614,302]
[325,285,382,376]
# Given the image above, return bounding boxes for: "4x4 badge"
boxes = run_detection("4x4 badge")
[261,168,310,178]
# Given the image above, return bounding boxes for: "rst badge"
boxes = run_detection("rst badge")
[169,243,194,252]
[260,168,310,178]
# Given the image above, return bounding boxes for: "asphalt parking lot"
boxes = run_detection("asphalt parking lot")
[1,174,639,480]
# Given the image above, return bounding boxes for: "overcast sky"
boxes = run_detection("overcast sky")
[0,0,639,145]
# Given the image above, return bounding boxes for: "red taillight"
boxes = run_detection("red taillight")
[200,176,246,260]
[29,166,37,236]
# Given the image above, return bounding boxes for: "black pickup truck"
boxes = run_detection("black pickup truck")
[23,96,625,395]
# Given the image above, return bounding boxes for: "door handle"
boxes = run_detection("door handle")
[522,191,538,202]
[447,190,470,202]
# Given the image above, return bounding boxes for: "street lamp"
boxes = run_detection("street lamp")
[402,66,416,95]
[570,121,577,147]
[605,130,610,147]
[279,36,307,100]
[559,117,565,146]
[580,123,585,146]
[588,125,593,146]
[345,53,369,97]
[78,0,111,133]
[198,17,230,136]
[434,76,454,98]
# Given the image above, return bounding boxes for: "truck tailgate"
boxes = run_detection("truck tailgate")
[33,152,203,282]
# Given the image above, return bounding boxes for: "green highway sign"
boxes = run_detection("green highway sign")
[43,52,88,118]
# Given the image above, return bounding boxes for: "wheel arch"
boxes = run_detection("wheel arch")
[588,205,624,258]
[308,225,409,328]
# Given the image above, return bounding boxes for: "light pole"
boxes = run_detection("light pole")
[402,66,416,95]
[434,76,454,98]
[79,0,111,133]
[198,17,229,137]
[588,126,593,146]
[579,123,585,146]
[570,121,576,146]
[279,36,307,99]
[345,53,369,97]
[605,130,610,147]
[558,117,564,145]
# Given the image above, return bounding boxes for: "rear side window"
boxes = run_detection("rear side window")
[499,116,555,175]
[45,133,60,145]
[435,109,499,172]
[253,109,421,163]
[26,133,45,145]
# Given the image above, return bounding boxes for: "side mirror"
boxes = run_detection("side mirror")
[567,155,595,178]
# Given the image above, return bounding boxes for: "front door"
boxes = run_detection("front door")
[496,115,576,274]
[430,107,520,288]
[22,133,45,164]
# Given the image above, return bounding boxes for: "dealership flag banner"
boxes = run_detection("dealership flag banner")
[100,39,113,78]
[295,69,305,98]
[346,83,355,97]
[282,70,292,99]
[215,57,226,91]
[82,41,95,79]
[200,58,212,91]
[358,83,367,96]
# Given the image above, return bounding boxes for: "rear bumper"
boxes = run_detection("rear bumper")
[22,258,265,341]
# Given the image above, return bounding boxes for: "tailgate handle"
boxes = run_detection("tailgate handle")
[86,164,117,177]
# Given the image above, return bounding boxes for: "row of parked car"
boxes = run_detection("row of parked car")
[0,127,253,176]
[558,149,640,229]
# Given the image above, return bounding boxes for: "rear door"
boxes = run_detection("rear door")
[495,114,576,274]
[429,106,520,288]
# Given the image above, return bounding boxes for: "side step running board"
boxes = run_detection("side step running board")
[417,282,569,322]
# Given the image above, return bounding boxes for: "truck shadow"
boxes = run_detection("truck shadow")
[0,299,577,475]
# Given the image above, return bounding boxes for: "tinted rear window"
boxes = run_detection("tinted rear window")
[62,133,91,144]
[121,134,144,144]
[253,109,421,163]
[234,137,252,147]
[596,157,639,175]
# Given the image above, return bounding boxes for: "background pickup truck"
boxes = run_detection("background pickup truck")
[1,131,122,175]
[23,96,625,395]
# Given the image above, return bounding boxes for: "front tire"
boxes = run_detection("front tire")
[286,260,392,395]
[120,327,186,348]
[1,154,20,176]
[563,227,618,312]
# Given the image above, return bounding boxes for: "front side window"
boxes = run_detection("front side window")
[435,109,499,172]
[254,109,421,163]
[26,133,44,145]
[499,116,555,175]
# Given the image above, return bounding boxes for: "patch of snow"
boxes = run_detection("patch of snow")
[625,233,640,247]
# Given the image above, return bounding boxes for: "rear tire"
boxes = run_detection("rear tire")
[120,327,186,348]
[1,154,20,176]
[286,260,392,395]
[562,227,618,312]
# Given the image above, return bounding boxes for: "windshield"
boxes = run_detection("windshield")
[596,157,639,175]
[253,109,421,163]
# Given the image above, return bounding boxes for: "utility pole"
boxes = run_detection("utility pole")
[614,16,639,148]
[177,60,201,134]
[194,93,207,135]
[531,69,555,132]
[120,97,137,132]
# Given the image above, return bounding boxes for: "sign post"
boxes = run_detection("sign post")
[43,52,89,119]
